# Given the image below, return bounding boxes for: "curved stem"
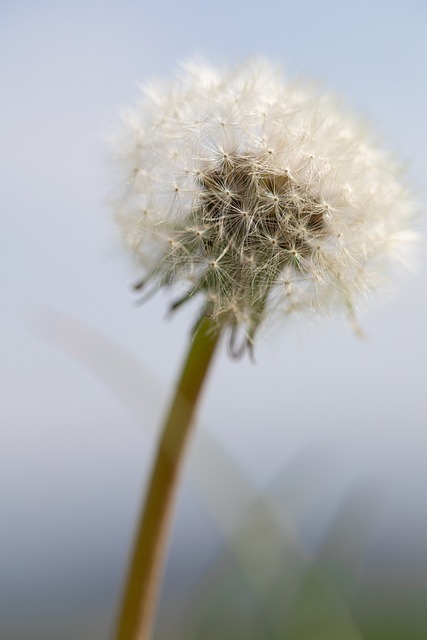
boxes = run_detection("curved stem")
[114,315,221,640]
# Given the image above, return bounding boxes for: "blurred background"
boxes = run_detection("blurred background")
[1,1,427,638]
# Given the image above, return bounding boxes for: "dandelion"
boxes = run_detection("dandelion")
[112,58,417,355]
[110,59,418,640]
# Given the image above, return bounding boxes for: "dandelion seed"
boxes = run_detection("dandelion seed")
[111,58,419,352]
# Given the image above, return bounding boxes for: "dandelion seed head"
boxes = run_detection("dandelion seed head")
[110,59,419,351]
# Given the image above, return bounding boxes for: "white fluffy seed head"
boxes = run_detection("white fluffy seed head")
[110,59,419,353]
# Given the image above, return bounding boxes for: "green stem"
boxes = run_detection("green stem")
[114,314,221,640]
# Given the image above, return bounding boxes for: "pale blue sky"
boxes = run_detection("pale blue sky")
[1,1,427,637]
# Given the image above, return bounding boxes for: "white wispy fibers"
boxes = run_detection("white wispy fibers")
[110,59,418,353]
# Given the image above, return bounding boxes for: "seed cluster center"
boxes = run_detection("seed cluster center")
[165,155,331,337]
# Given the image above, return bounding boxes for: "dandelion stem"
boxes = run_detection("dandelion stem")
[114,314,220,640]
